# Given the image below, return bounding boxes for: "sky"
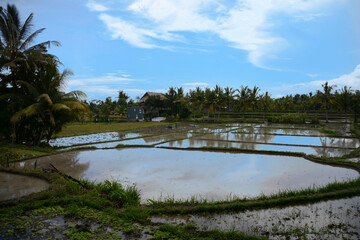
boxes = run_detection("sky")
[2,0,360,101]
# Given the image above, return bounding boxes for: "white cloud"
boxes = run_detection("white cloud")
[86,1,108,12]
[312,64,360,89]
[68,75,138,86]
[274,64,360,94]
[183,82,209,86]
[91,0,333,68]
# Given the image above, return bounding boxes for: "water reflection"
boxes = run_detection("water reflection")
[14,149,358,202]
[11,152,90,179]
[152,196,360,239]
[195,132,359,149]
[158,140,352,157]
[49,132,142,147]
[0,172,49,201]
[238,127,327,136]
[62,133,194,150]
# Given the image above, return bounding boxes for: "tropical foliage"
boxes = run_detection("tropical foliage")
[133,83,359,122]
[0,4,87,145]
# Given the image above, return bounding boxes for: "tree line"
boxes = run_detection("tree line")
[88,83,359,123]
[140,83,359,122]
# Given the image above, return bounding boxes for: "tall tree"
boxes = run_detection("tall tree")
[337,86,352,114]
[235,85,249,120]
[317,82,336,123]
[0,4,59,91]
[248,86,260,120]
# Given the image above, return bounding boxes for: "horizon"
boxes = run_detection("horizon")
[2,0,359,101]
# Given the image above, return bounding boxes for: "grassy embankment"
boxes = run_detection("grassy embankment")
[54,121,168,138]
[0,122,169,164]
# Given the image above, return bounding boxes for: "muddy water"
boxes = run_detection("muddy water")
[0,172,49,201]
[238,127,327,136]
[158,139,352,157]
[13,149,358,202]
[49,132,143,147]
[189,126,239,134]
[62,133,194,150]
[195,133,360,149]
[152,196,360,240]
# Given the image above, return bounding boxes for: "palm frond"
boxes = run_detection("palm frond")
[19,12,33,41]
[38,93,53,106]
[17,80,39,97]
[52,103,71,112]
[65,90,87,100]
[20,27,45,50]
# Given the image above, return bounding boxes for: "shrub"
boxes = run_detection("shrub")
[267,113,306,124]
[95,180,140,207]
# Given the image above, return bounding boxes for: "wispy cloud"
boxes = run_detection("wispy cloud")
[274,64,360,94]
[87,0,333,69]
[183,82,209,86]
[86,0,108,12]
[67,75,139,86]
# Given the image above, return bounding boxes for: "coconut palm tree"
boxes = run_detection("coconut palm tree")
[337,86,353,114]
[317,82,336,123]
[248,86,260,120]
[8,63,88,144]
[224,87,235,111]
[235,85,249,120]
[260,91,272,122]
[0,4,60,91]
[204,88,217,120]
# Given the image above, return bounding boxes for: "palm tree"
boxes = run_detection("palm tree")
[317,82,336,123]
[214,85,224,120]
[204,88,217,120]
[0,4,60,91]
[235,86,249,120]
[337,86,353,114]
[8,63,88,144]
[248,86,260,120]
[260,92,272,122]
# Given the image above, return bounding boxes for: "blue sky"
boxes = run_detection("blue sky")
[2,0,359,100]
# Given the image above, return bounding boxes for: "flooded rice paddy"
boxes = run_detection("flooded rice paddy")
[49,132,143,147]
[50,123,359,159]
[157,139,353,157]
[0,172,49,201]
[152,196,360,239]
[13,148,358,202]
[3,122,360,238]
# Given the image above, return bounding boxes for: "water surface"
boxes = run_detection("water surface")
[152,196,360,240]
[195,133,359,149]
[0,172,49,201]
[158,139,352,157]
[49,132,142,147]
[14,149,358,201]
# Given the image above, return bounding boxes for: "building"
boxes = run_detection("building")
[140,92,165,103]
[127,107,144,121]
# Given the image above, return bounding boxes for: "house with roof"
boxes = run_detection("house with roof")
[140,92,165,103]
[139,92,167,120]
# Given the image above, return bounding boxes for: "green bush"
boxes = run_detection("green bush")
[267,113,306,124]
[95,180,140,207]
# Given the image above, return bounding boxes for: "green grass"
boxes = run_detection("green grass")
[54,122,168,137]
[351,124,360,139]
[319,127,340,136]
[0,144,54,164]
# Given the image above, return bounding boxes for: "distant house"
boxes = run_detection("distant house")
[140,92,165,103]
[127,107,144,121]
